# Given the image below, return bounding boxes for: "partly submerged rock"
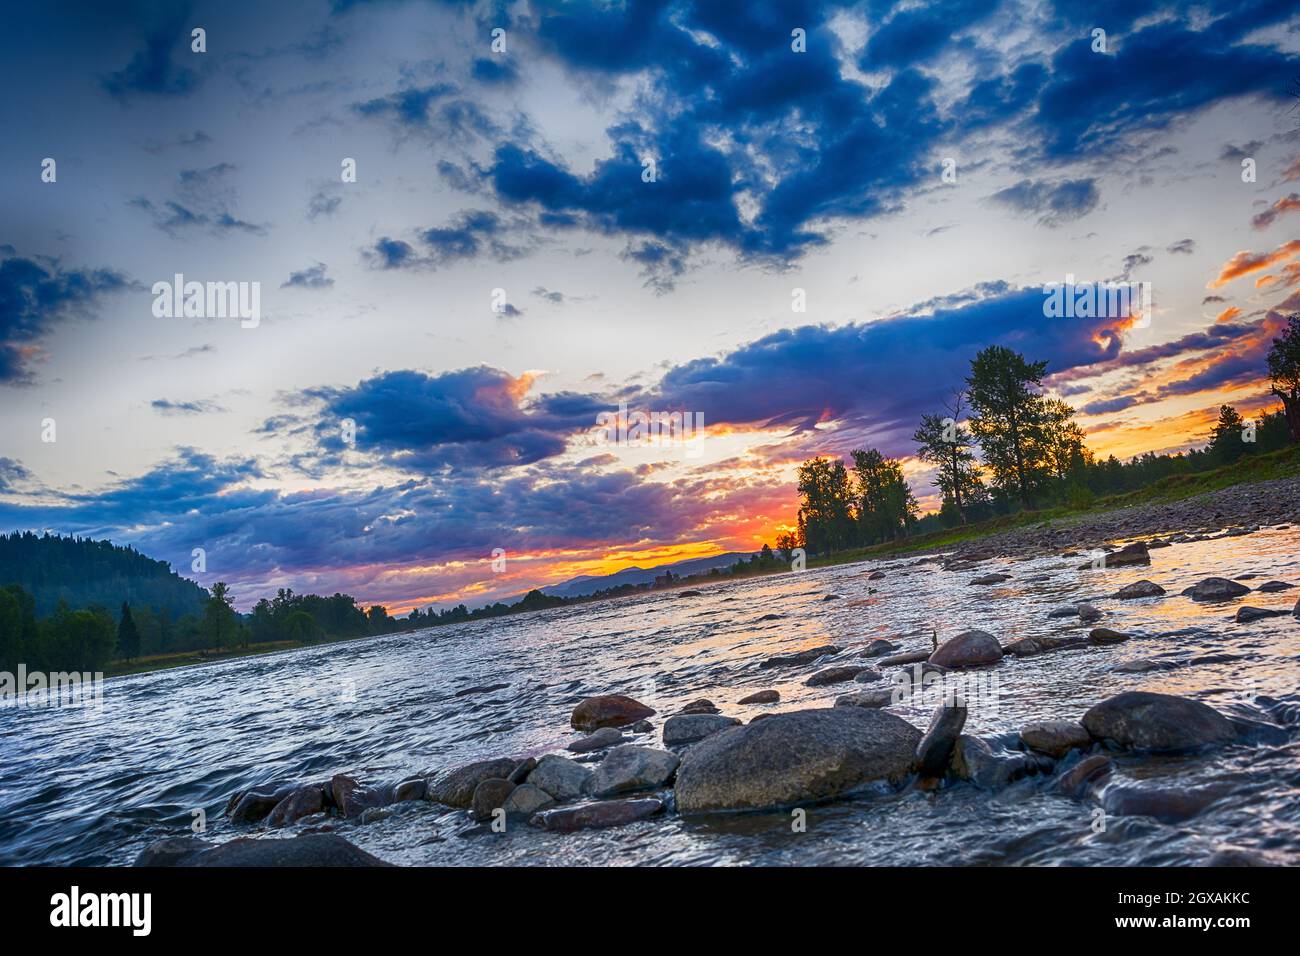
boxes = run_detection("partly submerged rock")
[1235,605,1286,623]
[860,639,899,657]
[1081,691,1237,752]
[758,644,840,669]
[950,736,1052,789]
[834,687,898,709]
[589,745,679,796]
[1077,603,1103,622]
[1020,720,1091,758]
[1103,784,1229,824]
[1088,627,1130,646]
[1082,541,1149,570]
[1112,580,1166,600]
[674,707,921,813]
[915,701,967,779]
[470,778,516,822]
[1186,577,1252,602]
[878,649,931,667]
[805,665,869,686]
[571,694,656,731]
[501,784,555,819]
[1051,754,1113,797]
[567,727,626,753]
[531,798,664,833]
[970,572,1012,585]
[1003,635,1087,658]
[929,630,1003,669]
[266,785,324,828]
[227,783,297,823]
[678,698,719,715]
[662,713,741,746]
[1255,580,1293,593]
[138,833,392,867]
[738,689,780,704]
[427,758,519,808]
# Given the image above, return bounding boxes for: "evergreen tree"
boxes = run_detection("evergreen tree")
[116,602,141,661]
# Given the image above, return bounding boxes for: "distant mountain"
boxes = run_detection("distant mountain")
[540,551,755,600]
[0,531,209,618]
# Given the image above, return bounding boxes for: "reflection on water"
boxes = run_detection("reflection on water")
[1,527,1298,866]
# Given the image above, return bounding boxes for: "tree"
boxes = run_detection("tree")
[1207,404,1249,464]
[1267,312,1300,443]
[774,530,800,563]
[204,582,237,651]
[1039,398,1090,481]
[116,602,140,661]
[795,457,856,555]
[850,448,917,543]
[913,391,984,524]
[966,346,1050,508]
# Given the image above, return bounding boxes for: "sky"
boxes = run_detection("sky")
[1,0,1298,614]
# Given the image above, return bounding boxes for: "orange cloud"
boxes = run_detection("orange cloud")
[1252,193,1300,230]
[1208,239,1300,289]
[1215,306,1242,322]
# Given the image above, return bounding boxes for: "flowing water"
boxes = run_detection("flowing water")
[3,527,1299,866]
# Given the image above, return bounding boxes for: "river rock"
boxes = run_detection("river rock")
[393,777,427,802]
[590,745,680,796]
[759,644,840,669]
[1047,605,1080,618]
[738,689,780,704]
[1112,658,1176,673]
[1088,627,1130,646]
[1084,541,1150,569]
[530,798,665,832]
[866,569,887,580]
[663,713,741,746]
[1186,577,1251,602]
[678,698,720,715]
[567,727,625,752]
[630,719,654,733]
[1020,720,1091,757]
[525,754,593,801]
[806,665,869,686]
[853,667,883,683]
[929,630,1003,669]
[228,783,297,823]
[501,784,555,819]
[916,701,967,778]
[1256,580,1293,593]
[950,736,1051,789]
[1077,603,1103,622]
[834,687,898,708]
[674,707,922,813]
[1003,635,1087,658]
[861,639,899,657]
[1235,605,1285,623]
[879,649,931,667]
[427,757,519,807]
[1113,580,1166,599]
[1102,784,1229,824]
[470,778,516,822]
[571,694,656,731]
[266,785,325,828]
[1081,691,1237,752]
[970,572,1011,585]
[138,833,392,867]
[507,758,538,784]
[329,775,389,819]
[1051,754,1113,796]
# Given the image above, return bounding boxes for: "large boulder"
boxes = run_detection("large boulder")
[589,745,679,796]
[915,702,967,779]
[524,754,593,801]
[929,630,1003,669]
[674,707,921,813]
[571,694,656,731]
[1186,577,1251,602]
[427,757,519,807]
[663,713,741,746]
[1081,692,1237,752]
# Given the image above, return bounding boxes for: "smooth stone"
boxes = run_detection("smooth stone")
[853,667,883,683]
[589,745,680,796]
[525,754,593,801]
[427,757,519,807]
[1088,627,1130,646]
[662,713,742,746]
[571,694,656,731]
[1020,720,1091,758]
[501,784,555,818]
[834,687,898,709]
[861,639,899,657]
[674,707,922,813]
[866,570,887,580]
[915,701,967,778]
[758,644,840,669]
[1051,754,1113,796]
[228,784,296,823]
[530,798,664,832]
[1047,605,1079,618]
[1235,605,1286,623]
[970,572,1011,585]
[805,665,869,686]
[393,777,427,802]
[629,719,654,733]
[1103,784,1229,824]
[567,727,625,752]
[878,649,931,667]
[266,785,324,828]
[469,778,516,822]
[330,775,392,820]
[1256,580,1293,593]
[1112,658,1176,673]
[507,757,538,784]
[1082,691,1237,752]
[950,736,1052,789]
[138,833,392,867]
[738,689,780,704]
[1081,541,1149,569]
[1112,580,1166,599]
[678,698,719,714]
[1077,603,1103,622]
[930,630,1003,669]
[1003,635,1087,658]
[1186,577,1252,602]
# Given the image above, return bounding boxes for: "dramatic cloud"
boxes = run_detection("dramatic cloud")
[987,178,1101,226]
